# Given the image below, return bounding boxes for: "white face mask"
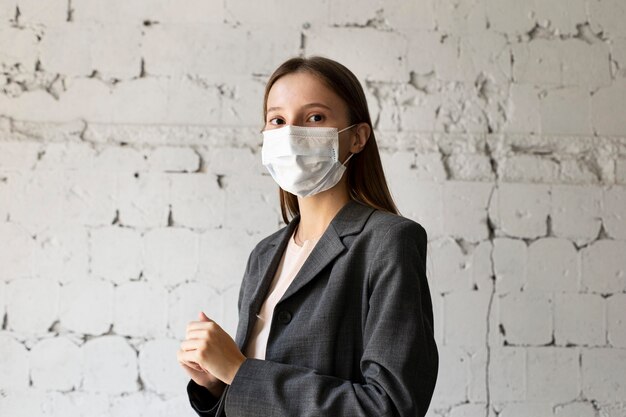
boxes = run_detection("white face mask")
[261,124,357,197]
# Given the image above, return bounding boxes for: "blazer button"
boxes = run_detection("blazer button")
[277,310,292,324]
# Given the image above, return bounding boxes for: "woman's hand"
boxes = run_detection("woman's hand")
[179,311,246,387]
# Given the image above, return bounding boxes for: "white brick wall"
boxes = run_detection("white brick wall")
[1,0,625,416]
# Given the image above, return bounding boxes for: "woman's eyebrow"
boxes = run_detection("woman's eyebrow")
[266,102,332,113]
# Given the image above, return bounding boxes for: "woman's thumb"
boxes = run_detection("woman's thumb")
[199,311,210,321]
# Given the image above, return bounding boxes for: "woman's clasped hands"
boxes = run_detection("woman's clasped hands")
[177,311,246,397]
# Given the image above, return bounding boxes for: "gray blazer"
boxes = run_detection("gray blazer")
[187,199,438,416]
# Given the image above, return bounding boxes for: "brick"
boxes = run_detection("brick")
[117,172,171,228]
[0,26,39,69]
[0,280,4,318]
[330,0,435,30]
[159,76,221,125]
[34,142,96,170]
[89,24,142,78]
[38,23,94,76]
[527,347,579,402]
[197,227,260,291]
[9,171,68,234]
[47,391,112,415]
[554,293,606,346]
[554,402,597,417]
[92,145,147,172]
[488,347,526,401]
[551,185,602,242]
[513,39,611,88]
[223,175,280,235]
[607,293,626,347]
[533,0,588,34]
[107,78,171,124]
[582,348,626,402]
[527,238,579,291]
[581,239,626,293]
[138,338,188,395]
[434,1,486,34]
[499,291,553,345]
[82,335,138,394]
[460,31,511,87]
[588,0,626,37]
[429,346,469,406]
[467,348,487,402]
[488,183,550,239]
[442,181,493,242]
[114,282,168,338]
[610,37,626,79]
[143,227,199,287]
[499,154,559,184]
[142,24,300,77]
[444,291,491,349]
[0,222,35,280]
[602,185,626,239]
[229,0,328,27]
[617,159,626,184]
[307,27,408,82]
[429,237,474,293]
[6,278,59,333]
[540,86,592,135]
[484,0,535,34]
[407,31,462,82]
[31,223,89,284]
[73,0,224,23]
[30,336,81,390]
[591,79,626,136]
[59,278,113,335]
[0,1,16,22]
[493,238,527,293]
[410,153,446,182]
[64,171,118,226]
[0,141,39,170]
[203,146,266,177]
[560,41,611,88]
[0,333,29,389]
[449,403,488,417]
[145,146,200,173]
[501,84,541,134]
[167,282,222,341]
[90,226,143,284]
[381,156,443,234]
[385,172,443,239]
[169,173,225,229]
[498,402,554,417]
[220,284,241,338]
[16,0,68,24]
[446,154,495,182]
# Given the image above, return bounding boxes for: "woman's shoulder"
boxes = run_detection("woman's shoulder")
[366,208,427,240]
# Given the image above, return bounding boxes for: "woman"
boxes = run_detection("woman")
[177,56,438,417]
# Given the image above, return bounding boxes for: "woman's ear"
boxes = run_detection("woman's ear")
[352,122,371,153]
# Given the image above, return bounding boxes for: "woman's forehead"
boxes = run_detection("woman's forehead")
[266,72,344,111]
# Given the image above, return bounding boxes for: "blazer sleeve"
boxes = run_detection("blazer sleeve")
[222,220,439,417]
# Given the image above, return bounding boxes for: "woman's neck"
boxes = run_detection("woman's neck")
[295,185,351,242]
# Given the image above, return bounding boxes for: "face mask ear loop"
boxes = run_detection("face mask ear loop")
[342,152,355,166]
[338,123,358,134]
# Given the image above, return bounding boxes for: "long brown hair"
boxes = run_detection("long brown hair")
[263,56,400,224]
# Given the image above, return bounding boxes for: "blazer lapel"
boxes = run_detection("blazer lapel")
[280,199,375,302]
[237,199,376,350]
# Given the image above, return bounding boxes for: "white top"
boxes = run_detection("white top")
[243,226,321,360]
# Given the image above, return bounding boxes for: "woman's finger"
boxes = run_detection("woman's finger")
[180,338,204,351]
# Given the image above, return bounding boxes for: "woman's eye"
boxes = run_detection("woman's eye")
[307,114,323,122]
[269,118,285,125]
